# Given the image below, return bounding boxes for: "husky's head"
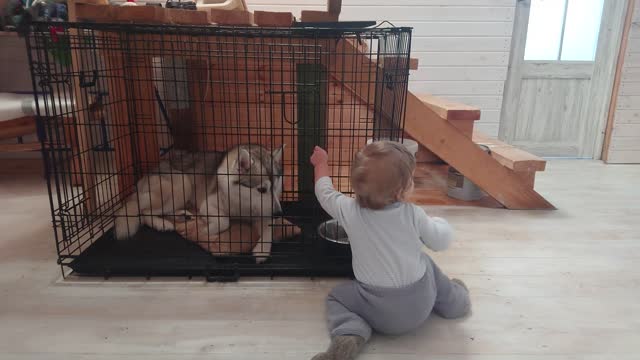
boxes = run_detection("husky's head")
[220,144,285,218]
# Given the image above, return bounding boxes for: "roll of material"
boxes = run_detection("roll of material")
[0,93,74,122]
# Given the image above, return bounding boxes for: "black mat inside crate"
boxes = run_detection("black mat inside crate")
[69,202,353,280]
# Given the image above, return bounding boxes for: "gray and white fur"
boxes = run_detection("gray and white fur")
[114,144,285,263]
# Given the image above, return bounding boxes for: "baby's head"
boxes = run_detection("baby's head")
[351,140,416,210]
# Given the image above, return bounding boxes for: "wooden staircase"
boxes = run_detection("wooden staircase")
[327,38,553,210]
[404,93,553,209]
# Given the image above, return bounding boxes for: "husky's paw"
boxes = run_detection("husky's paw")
[253,238,271,264]
[174,209,194,221]
[252,247,269,264]
[150,217,175,232]
[206,217,230,235]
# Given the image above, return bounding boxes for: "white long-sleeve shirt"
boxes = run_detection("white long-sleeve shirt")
[315,176,453,288]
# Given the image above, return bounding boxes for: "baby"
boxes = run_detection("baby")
[310,141,471,360]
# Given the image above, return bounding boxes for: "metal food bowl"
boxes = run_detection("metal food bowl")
[317,219,349,245]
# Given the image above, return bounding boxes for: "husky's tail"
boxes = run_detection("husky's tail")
[113,197,143,240]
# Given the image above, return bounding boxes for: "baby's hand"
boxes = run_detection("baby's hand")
[310,146,329,167]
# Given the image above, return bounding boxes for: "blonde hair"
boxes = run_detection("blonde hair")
[351,140,416,209]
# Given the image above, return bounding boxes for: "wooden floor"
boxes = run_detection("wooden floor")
[0,160,639,360]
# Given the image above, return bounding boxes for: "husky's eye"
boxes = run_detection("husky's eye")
[257,186,267,194]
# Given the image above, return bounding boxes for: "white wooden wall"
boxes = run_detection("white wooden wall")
[250,0,516,137]
[607,0,640,163]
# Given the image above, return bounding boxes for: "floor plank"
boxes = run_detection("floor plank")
[0,160,639,359]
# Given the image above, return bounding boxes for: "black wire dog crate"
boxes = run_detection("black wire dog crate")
[26,22,411,279]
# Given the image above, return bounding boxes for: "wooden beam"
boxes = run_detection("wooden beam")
[166,9,210,25]
[300,10,338,22]
[450,119,475,139]
[405,93,554,209]
[473,132,546,172]
[75,3,208,24]
[405,133,442,163]
[103,48,136,200]
[378,56,419,70]
[74,3,115,22]
[127,53,160,175]
[208,9,254,26]
[418,94,481,121]
[0,116,36,140]
[0,142,41,152]
[114,5,167,23]
[67,0,105,211]
[602,0,636,162]
[327,0,342,15]
[254,10,294,27]
[72,0,105,4]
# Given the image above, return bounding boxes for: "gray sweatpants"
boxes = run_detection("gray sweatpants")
[326,258,470,341]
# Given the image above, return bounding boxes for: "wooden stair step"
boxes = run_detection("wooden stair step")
[404,92,554,209]
[472,132,546,173]
[419,94,480,139]
[408,94,481,162]
[419,94,481,121]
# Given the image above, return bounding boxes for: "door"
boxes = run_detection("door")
[500,0,629,158]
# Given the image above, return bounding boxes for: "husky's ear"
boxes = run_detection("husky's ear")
[272,144,285,164]
[237,148,252,172]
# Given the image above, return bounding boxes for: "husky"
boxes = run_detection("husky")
[114,144,285,263]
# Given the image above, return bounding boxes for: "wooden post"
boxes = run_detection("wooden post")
[66,0,110,211]
[327,0,342,15]
[126,51,160,175]
[601,0,636,162]
[186,58,210,152]
[102,41,136,200]
[297,64,327,201]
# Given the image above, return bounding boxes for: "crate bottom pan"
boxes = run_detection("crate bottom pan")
[67,226,353,280]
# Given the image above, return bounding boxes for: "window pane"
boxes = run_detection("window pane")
[524,0,567,61]
[560,0,604,61]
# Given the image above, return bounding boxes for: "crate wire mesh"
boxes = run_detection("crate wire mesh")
[26,22,412,278]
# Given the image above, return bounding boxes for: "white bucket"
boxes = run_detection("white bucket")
[366,138,419,158]
[446,145,490,201]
